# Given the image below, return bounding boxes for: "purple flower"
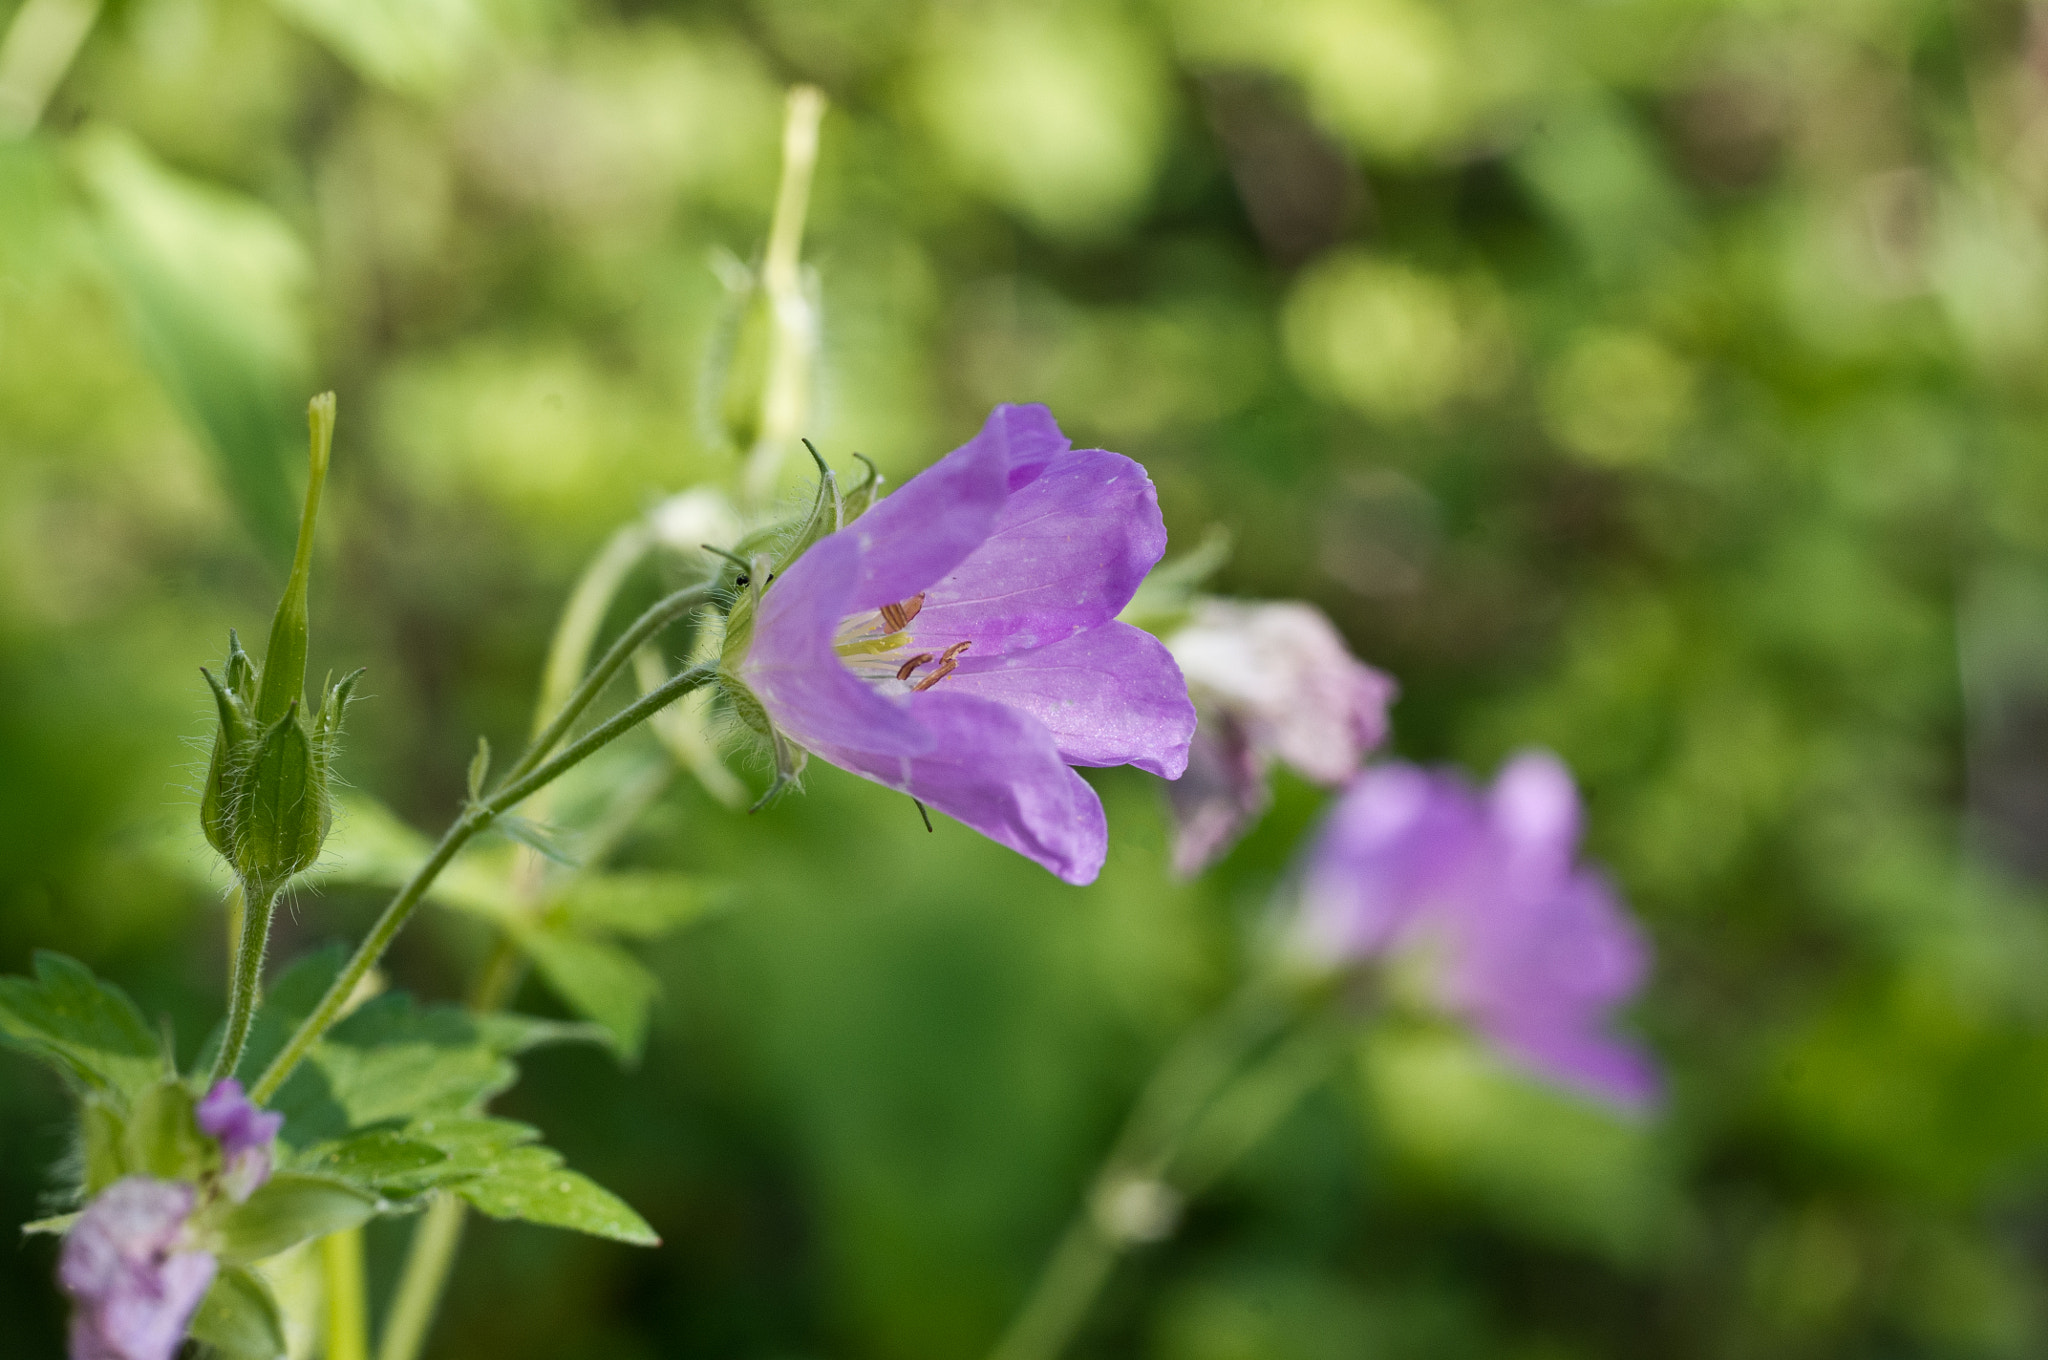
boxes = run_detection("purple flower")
[730,404,1196,884]
[60,1177,217,1360]
[1292,751,1658,1108]
[196,1078,282,1202]
[1164,600,1396,876]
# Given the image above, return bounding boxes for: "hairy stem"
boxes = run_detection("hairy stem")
[249,663,718,1104]
[211,883,280,1082]
[495,582,711,795]
[376,1194,466,1360]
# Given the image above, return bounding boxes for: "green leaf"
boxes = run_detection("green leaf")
[513,927,658,1059]
[551,872,728,939]
[291,1130,450,1196]
[270,993,515,1146]
[471,1012,614,1055]
[213,1173,380,1265]
[0,953,161,1101]
[491,814,579,867]
[307,792,511,921]
[455,1147,658,1247]
[188,1266,288,1360]
[403,1116,542,1180]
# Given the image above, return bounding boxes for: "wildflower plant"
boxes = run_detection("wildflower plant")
[0,61,1668,1360]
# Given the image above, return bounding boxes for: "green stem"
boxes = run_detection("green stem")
[984,978,1310,1360]
[322,1226,370,1360]
[741,85,828,508]
[494,583,712,796]
[376,1194,467,1360]
[249,662,718,1105]
[987,1215,1121,1360]
[212,883,280,1082]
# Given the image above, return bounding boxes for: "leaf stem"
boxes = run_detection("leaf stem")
[211,882,280,1082]
[493,582,712,796]
[985,977,1317,1360]
[322,1226,370,1360]
[375,1194,466,1360]
[248,663,718,1105]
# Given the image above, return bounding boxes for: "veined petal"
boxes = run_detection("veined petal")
[845,405,1058,612]
[907,448,1167,654]
[813,691,1109,885]
[944,622,1193,777]
[742,534,931,758]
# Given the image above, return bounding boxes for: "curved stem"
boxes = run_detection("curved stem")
[983,978,1308,1360]
[987,1215,1120,1360]
[212,883,280,1082]
[376,1194,466,1360]
[249,663,718,1105]
[494,582,711,795]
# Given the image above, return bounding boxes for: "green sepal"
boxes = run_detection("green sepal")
[777,439,841,570]
[21,1212,80,1235]
[314,666,365,750]
[200,663,255,859]
[235,703,327,890]
[211,1172,380,1265]
[846,451,884,518]
[187,1266,288,1360]
[224,628,257,704]
[80,1097,127,1196]
[124,1079,211,1183]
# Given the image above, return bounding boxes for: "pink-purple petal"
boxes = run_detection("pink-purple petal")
[845,405,1039,612]
[1292,754,1659,1111]
[742,533,931,759]
[814,691,1110,885]
[1166,716,1269,878]
[906,448,1168,654]
[943,621,1194,777]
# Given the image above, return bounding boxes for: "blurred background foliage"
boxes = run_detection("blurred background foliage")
[5,0,2048,1356]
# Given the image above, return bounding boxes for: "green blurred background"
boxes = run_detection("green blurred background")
[8,0,2048,1355]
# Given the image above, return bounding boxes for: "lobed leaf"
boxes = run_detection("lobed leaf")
[454,1146,658,1247]
[512,926,657,1059]
[0,953,161,1102]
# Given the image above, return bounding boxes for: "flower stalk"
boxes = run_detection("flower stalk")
[987,977,1326,1360]
[740,85,827,508]
[250,656,719,1104]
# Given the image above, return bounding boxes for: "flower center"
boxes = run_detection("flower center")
[833,592,972,693]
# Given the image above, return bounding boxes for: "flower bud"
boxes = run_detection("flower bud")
[197,396,359,895]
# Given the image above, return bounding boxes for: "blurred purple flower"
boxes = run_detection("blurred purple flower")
[735,404,1196,884]
[1164,600,1396,876]
[60,1177,216,1360]
[196,1078,282,1202]
[1293,751,1658,1108]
